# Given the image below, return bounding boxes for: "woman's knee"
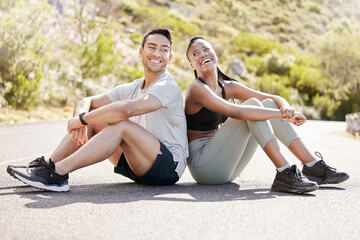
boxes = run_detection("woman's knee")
[243,97,263,107]
[261,98,278,109]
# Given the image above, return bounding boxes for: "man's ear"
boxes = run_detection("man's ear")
[139,46,143,55]
[169,52,174,62]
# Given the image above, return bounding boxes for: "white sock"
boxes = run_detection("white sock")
[277,164,291,172]
[305,159,318,167]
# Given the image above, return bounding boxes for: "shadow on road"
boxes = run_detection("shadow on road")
[0,182,319,208]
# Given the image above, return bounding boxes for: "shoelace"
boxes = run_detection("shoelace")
[28,156,46,167]
[27,158,51,172]
[315,151,337,171]
[286,165,303,180]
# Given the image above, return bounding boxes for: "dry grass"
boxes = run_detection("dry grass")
[331,130,360,141]
[0,107,73,124]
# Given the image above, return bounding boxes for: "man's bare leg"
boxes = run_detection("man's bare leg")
[55,120,161,177]
[49,123,107,163]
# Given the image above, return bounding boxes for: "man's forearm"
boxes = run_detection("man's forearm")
[81,101,131,125]
[73,97,92,117]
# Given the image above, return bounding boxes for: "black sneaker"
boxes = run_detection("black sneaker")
[271,165,318,193]
[302,152,350,185]
[7,156,48,178]
[12,159,69,192]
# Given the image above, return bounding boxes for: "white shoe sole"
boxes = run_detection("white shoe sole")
[14,172,70,192]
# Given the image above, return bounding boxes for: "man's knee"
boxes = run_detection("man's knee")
[107,120,133,134]
[87,123,107,138]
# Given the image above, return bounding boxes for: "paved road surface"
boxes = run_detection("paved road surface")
[1,120,359,240]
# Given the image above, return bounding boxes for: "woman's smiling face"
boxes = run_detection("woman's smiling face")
[187,39,218,73]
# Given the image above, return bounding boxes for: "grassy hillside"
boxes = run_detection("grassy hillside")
[0,0,359,121]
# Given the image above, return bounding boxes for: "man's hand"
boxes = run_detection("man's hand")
[67,116,83,132]
[70,127,88,146]
[67,116,88,145]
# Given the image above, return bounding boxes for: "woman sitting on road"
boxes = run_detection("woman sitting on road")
[184,36,349,193]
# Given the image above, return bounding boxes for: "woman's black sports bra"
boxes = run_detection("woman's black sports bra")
[186,77,228,131]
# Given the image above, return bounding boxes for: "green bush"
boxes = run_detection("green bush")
[317,28,360,119]
[245,55,263,74]
[289,64,322,103]
[309,3,322,14]
[81,33,119,79]
[0,1,51,109]
[312,94,341,120]
[257,51,295,76]
[133,6,198,39]
[233,33,281,55]
[254,74,292,101]
[5,71,42,109]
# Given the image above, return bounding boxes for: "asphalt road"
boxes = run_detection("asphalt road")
[1,120,359,240]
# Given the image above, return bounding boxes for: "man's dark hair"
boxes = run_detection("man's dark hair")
[141,28,173,49]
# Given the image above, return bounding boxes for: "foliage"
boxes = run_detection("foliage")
[257,51,295,76]
[233,33,281,56]
[254,74,292,101]
[317,27,360,119]
[0,1,49,109]
[309,2,322,14]
[1,0,360,122]
[132,6,198,40]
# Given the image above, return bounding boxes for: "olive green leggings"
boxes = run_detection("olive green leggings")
[187,98,300,184]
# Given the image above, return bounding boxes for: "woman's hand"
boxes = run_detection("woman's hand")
[292,111,307,126]
[280,106,295,122]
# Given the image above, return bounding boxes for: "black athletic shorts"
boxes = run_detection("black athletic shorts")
[114,141,179,186]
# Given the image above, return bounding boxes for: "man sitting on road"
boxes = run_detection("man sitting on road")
[7,28,189,192]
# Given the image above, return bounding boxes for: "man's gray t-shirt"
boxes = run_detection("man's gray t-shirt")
[106,71,189,178]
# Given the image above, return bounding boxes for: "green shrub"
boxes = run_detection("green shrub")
[133,6,198,39]
[289,64,322,103]
[257,51,295,76]
[245,56,263,74]
[0,0,51,109]
[5,71,42,109]
[81,33,119,79]
[312,94,341,120]
[309,3,322,14]
[233,33,281,55]
[254,74,292,101]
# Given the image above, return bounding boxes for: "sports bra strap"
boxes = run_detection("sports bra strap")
[197,77,226,99]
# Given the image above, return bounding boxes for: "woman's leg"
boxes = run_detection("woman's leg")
[261,99,315,164]
[188,98,287,184]
[188,118,256,184]
[261,99,349,185]
[188,98,318,192]
[228,135,257,182]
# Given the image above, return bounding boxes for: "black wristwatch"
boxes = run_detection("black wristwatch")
[79,112,88,125]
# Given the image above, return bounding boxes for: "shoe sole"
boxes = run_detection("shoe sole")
[306,175,350,185]
[14,172,70,192]
[271,180,319,194]
[7,165,14,177]
[7,165,27,178]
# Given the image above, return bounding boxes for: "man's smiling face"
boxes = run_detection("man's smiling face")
[139,33,173,74]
